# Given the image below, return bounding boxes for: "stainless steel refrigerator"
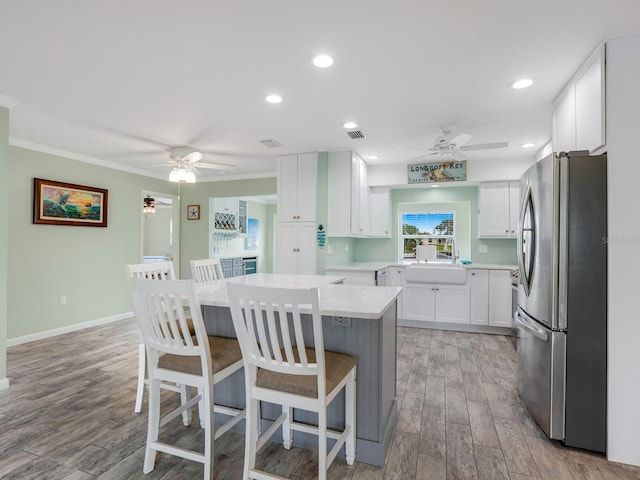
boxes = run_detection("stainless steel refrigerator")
[515,150,607,453]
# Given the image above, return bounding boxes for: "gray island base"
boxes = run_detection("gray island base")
[197,273,401,467]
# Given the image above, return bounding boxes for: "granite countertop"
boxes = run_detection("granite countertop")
[328,261,517,271]
[196,273,402,320]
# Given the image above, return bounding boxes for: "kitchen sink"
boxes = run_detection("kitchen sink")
[404,263,468,285]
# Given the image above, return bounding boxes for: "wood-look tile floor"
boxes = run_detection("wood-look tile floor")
[2,321,639,479]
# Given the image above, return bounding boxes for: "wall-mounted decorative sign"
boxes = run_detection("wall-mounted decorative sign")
[187,204,200,220]
[317,223,326,249]
[407,160,467,184]
[33,178,108,227]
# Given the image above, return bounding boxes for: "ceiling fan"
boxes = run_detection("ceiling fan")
[403,124,508,159]
[148,145,235,182]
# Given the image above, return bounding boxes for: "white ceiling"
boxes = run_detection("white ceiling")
[2,1,640,182]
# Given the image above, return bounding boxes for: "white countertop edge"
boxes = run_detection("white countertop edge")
[196,274,402,319]
[328,261,517,271]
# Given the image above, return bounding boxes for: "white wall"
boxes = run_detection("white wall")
[605,35,640,466]
[143,206,172,257]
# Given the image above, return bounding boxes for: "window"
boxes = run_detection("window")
[401,212,455,260]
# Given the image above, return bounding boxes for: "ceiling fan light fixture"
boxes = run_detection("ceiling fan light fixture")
[510,78,533,89]
[143,195,155,213]
[265,94,283,104]
[169,167,196,183]
[313,54,333,68]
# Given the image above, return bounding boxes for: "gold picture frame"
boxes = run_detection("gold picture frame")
[33,178,108,227]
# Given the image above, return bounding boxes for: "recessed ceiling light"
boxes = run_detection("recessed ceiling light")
[431,184,440,188]
[510,78,533,89]
[521,142,536,148]
[367,155,380,160]
[313,54,333,68]
[343,122,358,129]
[265,94,282,104]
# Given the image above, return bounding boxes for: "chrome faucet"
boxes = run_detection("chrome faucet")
[444,238,457,264]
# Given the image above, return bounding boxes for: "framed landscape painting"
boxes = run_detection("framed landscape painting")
[33,178,108,227]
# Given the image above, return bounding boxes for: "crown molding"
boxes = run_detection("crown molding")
[0,95,21,109]
[9,137,167,180]
[9,137,278,182]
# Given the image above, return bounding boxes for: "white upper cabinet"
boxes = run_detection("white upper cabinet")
[327,151,374,237]
[277,153,318,222]
[351,153,370,236]
[370,188,391,237]
[553,44,606,154]
[478,181,520,238]
[553,84,577,154]
[327,151,352,236]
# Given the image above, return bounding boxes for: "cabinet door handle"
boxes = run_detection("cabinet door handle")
[505,229,509,233]
[472,272,476,276]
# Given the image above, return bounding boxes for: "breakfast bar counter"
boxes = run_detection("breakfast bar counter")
[197,273,401,467]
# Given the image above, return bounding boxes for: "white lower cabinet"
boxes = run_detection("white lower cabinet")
[403,283,469,324]
[386,266,404,319]
[469,268,512,327]
[469,269,489,325]
[488,270,512,327]
[276,222,317,274]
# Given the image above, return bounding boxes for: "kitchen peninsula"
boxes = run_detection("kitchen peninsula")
[197,273,402,466]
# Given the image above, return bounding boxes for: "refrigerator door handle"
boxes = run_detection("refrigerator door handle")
[514,309,548,341]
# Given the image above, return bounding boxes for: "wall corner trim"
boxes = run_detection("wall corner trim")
[0,95,21,109]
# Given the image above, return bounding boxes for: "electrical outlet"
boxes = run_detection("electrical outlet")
[479,244,488,253]
[59,295,67,305]
[331,316,351,327]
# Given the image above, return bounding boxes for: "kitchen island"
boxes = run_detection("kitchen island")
[197,273,401,467]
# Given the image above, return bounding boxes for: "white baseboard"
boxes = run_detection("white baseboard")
[6,311,134,347]
[0,378,9,390]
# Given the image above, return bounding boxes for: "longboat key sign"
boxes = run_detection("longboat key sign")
[407,160,467,184]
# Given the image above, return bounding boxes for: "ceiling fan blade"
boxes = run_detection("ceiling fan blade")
[183,150,204,163]
[450,133,472,146]
[194,162,235,170]
[189,165,202,175]
[460,141,509,151]
[146,164,172,168]
[398,146,432,150]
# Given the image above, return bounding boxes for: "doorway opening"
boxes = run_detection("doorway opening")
[140,190,180,269]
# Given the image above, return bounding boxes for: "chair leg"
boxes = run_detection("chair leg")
[318,406,328,480]
[180,384,191,426]
[282,405,293,450]
[134,343,146,413]
[244,397,260,480]
[144,377,161,474]
[202,383,214,480]
[198,387,205,428]
[345,376,356,466]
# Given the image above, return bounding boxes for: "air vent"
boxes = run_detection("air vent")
[347,130,365,139]
[258,139,282,148]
